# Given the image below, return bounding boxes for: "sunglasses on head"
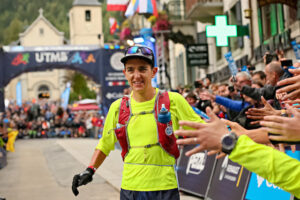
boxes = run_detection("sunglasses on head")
[125,46,153,56]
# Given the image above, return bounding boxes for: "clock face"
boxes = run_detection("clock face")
[110,52,124,71]
[223,136,233,146]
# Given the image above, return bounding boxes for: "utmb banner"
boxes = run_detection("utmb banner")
[0,48,127,111]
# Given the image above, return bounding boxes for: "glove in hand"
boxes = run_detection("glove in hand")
[72,168,94,196]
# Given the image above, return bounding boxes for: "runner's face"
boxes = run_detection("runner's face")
[123,58,157,93]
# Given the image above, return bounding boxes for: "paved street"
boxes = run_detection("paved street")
[0,139,200,200]
[0,139,119,200]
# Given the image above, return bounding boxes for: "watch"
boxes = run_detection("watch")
[221,132,238,155]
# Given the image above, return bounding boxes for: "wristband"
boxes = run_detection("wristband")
[88,166,96,173]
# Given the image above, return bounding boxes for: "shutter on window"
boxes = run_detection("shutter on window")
[277,4,284,33]
[297,0,300,20]
[270,4,278,36]
[257,7,263,44]
[236,0,244,48]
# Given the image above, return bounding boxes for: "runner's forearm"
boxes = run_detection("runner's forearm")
[89,149,107,169]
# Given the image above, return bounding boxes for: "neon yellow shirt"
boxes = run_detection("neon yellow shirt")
[229,135,300,198]
[96,88,204,191]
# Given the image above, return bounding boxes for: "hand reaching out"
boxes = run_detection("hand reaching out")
[246,97,280,124]
[175,107,229,156]
[260,105,300,142]
[276,69,300,100]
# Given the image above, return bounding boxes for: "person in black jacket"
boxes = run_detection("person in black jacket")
[240,61,289,110]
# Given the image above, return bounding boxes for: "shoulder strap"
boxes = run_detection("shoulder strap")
[118,96,131,125]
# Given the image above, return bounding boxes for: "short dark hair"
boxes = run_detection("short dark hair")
[252,71,266,80]
[186,92,198,100]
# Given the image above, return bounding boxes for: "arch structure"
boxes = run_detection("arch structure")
[0,46,127,112]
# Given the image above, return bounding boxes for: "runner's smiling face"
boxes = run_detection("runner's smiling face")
[123,58,157,93]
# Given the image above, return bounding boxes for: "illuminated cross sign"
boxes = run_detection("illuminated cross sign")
[206,15,237,47]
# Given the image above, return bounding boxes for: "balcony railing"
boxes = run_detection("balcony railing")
[166,0,185,20]
[185,0,223,23]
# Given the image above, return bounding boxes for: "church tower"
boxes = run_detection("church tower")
[69,0,103,46]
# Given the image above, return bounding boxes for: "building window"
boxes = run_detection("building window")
[260,4,285,42]
[228,0,243,50]
[39,28,44,36]
[85,10,91,21]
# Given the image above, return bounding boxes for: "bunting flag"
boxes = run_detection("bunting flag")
[125,0,158,17]
[139,0,158,17]
[109,17,119,34]
[107,0,129,11]
[125,0,138,17]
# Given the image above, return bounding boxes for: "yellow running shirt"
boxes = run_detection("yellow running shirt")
[96,88,205,191]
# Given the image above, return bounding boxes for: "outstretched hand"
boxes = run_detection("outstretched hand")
[276,69,300,100]
[246,97,280,124]
[175,107,229,156]
[260,105,300,142]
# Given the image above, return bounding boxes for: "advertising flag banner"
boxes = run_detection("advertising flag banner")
[16,81,22,106]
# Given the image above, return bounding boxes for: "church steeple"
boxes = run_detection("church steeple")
[69,0,103,46]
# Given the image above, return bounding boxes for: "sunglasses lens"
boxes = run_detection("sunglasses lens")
[140,47,152,55]
[126,46,139,54]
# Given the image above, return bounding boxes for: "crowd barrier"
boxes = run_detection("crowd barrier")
[177,144,300,200]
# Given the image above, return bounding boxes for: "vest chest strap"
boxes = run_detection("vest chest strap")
[129,142,160,149]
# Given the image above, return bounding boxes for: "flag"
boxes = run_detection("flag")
[107,0,129,11]
[125,0,138,17]
[109,17,119,34]
[125,0,158,17]
[16,81,22,107]
[139,0,158,17]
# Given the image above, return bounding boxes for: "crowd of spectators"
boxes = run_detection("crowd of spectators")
[174,51,300,199]
[0,99,104,151]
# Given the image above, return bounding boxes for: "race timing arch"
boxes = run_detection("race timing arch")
[0,45,128,112]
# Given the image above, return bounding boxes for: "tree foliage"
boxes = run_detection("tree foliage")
[0,0,73,45]
[0,0,125,45]
[69,72,96,103]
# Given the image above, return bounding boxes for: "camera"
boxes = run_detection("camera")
[228,86,235,92]
[265,53,278,65]
[194,81,203,88]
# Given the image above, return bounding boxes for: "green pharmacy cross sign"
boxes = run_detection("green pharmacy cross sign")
[206,15,237,47]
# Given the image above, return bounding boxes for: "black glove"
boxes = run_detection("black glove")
[72,168,94,196]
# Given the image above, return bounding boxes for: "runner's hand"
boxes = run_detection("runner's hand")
[72,168,94,196]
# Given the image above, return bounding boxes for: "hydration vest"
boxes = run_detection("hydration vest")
[114,90,180,161]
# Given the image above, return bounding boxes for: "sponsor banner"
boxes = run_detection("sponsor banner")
[245,148,300,200]
[4,50,102,86]
[245,173,291,200]
[1,48,125,112]
[206,156,250,200]
[177,145,216,197]
[100,50,128,111]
